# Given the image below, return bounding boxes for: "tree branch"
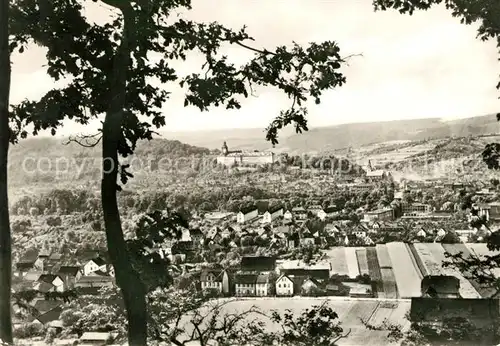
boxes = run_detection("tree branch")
[62,133,102,148]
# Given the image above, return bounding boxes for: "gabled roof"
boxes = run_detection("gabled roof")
[48,253,62,261]
[36,282,55,293]
[34,299,62,314]
[77,275,114,283]
[241,256,276,271]
[239,205,258,215]
[234,273,258,285]
[89,257,107,266]
[276,274,293,283]
[268,205,284,214]
[57,266,80,276]
[38,250,51,258]
[24,271,42,281]
[291,207,306,212]
[38,274,59,284]
[200,269,224,282]
[35,306,63,324]
[16,262,35,271]
[255,273,270,284]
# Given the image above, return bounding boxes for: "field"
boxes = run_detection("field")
[323,242,500,299]
[380,268,398,299]
[356,248,370,276]
[324,247,349,276]
[366,247,384,298]
[179,297,411,346]
[375,244,392,268]
[386,242,422,298]
[345,247,360,278]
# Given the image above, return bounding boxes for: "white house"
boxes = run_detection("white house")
[37,274,65,293]
[262,206,284,224]
[237,206,258,224]
[255,273,271,296]
[200,270,223,293]
[83,257,107,276]
[276,274,294,296]
[283,210,293,220]
[307,205,326,220]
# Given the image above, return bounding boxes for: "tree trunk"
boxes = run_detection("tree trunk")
[101,112,148,346]
[0,0,12,343]
[101,5,147,346]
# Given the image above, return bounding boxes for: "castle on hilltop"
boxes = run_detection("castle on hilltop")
[216,141,275,166]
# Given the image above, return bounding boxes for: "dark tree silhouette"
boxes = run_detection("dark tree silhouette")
[0,0,11,342]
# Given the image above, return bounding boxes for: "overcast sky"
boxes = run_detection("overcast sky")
[10,0,500,134]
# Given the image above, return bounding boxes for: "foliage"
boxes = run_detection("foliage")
[12,323,45,339]
[148,288,349,346]
[366,316,500,346]
[126,209,187,291]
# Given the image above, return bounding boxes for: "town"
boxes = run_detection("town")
[8,148,500,344]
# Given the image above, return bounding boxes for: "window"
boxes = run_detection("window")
[278,284,281,288]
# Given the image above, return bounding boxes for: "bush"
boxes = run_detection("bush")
[44,328,57,344]
[13,322,45,339]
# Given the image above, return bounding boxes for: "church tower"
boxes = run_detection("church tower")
[221,141,229,156]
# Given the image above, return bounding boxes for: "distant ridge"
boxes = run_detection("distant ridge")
[162,113,500,153]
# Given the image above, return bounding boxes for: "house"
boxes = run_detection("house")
[352,224,368,238]
[34,251,51,272]
[287,232,300,249]
[416,229,427,238]
[262,206,284,224]
[325,224,342,236]
[402,203,432,216]
[255,273,271,296]
[36,274,65,292]
[365,170,387,182]
[324,206,338,218]
[33,299,62,315]
[363,208,394,222]
[34,281,55,293]
[300,277,322,296]
[15,261,36,277]
[57,266,82,289]
[200,269,230,295]
[79,332,116,346]
[421,275,460,298]
[75,275,114,289]
[325,282,350,296]
[83,257,108,276]
[23,271,42,282]
[234,273,258,296]
[276,274,294,296]
[307,205,326,220]
[33,305,63,325]
[241,256,276,272]
[477,202,500,221]
[291,207,308,220]
[343,282,373,298]
[206,226,222,243]
[283,210,293,220]
[237,206,259,224]
[190,228,204,247]
[280,264,331,281]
